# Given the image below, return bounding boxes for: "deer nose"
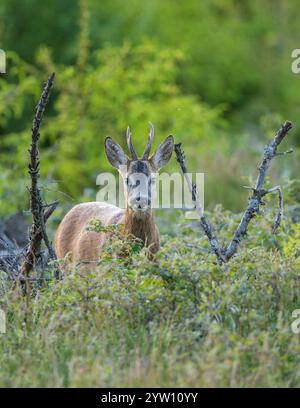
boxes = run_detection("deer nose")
[130,195,149,211]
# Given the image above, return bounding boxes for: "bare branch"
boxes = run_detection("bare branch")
[43,201,59,222]
[21,73,59,277]
[0,232,21,277]
[275,148,293,157]
[262,186,283,233]
[174,143,226,264]
[174,121,293,264]
[225,121,292,260]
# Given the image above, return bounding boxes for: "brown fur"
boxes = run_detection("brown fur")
[54,202,159,265]
[54,131,173,267]
[124,209,159,256]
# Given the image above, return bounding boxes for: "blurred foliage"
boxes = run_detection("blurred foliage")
[1,0,300,116]
[283,222,300,258]
[1,0,300,216]
[0,207,299,386]
[0,42,230,215]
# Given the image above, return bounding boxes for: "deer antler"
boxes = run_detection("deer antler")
[142,123,155,160]
[126,126,138,160]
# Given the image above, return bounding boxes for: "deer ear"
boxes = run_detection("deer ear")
[150,135,174,169]
[105,137,128,169]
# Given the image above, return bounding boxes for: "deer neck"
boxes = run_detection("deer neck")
[124,209,158,247]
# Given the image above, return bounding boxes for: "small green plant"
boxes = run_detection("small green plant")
[283,222,300,258]
[86,218,143,261]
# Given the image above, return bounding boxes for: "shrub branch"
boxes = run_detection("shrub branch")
[174,143,226,263]
[21,73,59,277]
[174,121,293,264]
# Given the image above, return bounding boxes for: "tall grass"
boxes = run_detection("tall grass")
[0,206,299,387]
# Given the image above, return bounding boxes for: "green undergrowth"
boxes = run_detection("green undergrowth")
[0,205,299,387]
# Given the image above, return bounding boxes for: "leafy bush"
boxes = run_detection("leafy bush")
[0,42,233,217]
[0,207,299,387]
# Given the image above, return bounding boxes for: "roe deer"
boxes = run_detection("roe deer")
[54,126,174,265]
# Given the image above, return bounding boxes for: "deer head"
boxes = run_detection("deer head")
[105,125,174,215]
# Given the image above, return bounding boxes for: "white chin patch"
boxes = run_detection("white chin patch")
[132,207,150,217]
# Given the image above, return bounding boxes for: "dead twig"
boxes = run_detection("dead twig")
[263,186,283,233]
[21,73,60,278]
[174,121,293,264]
[174,144,226,264]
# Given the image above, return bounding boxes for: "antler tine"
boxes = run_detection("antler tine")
[126,126,138,160]
[142,123,154,159]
